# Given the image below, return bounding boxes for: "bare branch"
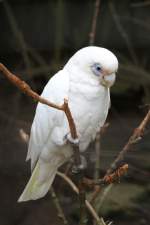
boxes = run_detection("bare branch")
[90,109,150,202]
[84,164,128,187]
[19,129,29,143]
[50,187,69,225]
[57,172,106,225]
[0,63,78,140]
[130,1,150,8]
[3,1,33,76]
[94,123,109,180]
[89,0,101,45]
[94,132,101,180]
[107,110,150,174]
[108,1,138,65]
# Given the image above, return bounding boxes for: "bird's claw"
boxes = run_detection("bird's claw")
[72,164,85,174]
[65,133,79,146]
[72,155,87,174]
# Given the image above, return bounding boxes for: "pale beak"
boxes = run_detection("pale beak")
[100,73,116,88]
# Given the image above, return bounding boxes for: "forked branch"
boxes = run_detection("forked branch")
[90,108,150,202]
[0,63,78,140]
[83,164,128,187]
[57,172,106,225]
[107,109,150,175]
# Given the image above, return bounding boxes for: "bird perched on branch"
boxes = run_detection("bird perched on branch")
[18,46,118,202]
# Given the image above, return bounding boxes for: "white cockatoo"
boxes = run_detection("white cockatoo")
[18,46,118,202]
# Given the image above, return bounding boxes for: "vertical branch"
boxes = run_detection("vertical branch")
[64,99,86,225]
[78,180,87,225]
[64,103,86,223]
[108,1,138,65]
[92,132,101,210]
[27,47,48,67]
[95,184,113,214]
[57,172,107,225]
[89,0,102,194]
[94,132,101,180]
[3,1,32,75]
[90,124,109,204]
[53,0,65,63]
[50,187,69,225]
[3,0,52,80]
[89,0,101,45]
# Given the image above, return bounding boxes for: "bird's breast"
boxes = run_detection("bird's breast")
[69,82,110,151]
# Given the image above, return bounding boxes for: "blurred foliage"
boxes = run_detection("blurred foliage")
[1,0,150,104]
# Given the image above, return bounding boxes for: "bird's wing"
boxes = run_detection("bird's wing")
[26,70,70,170]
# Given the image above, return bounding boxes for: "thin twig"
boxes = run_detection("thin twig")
[107,110,150,175]
[27,46,48,67]
[50,187,69,225]
[89,0,101,45]
[90,123,109,204]
[108,1,138,65]
[95,184,113,213]
[130,1,150,7]
[20,65,55,79]
[2,0,53,83]
[3,1,32,75]
[84,164,128,187]
[94,132,101,180]
[19,129,29,143]
[83,164,128,203]
[90,109,150,201]
[94,123,109,180]
[57,172,106,225]
[0,63,78,139]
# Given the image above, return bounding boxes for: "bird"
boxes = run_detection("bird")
[18,46,118,202]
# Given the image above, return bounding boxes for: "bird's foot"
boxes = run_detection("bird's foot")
[72,164,84,174]
[65,132,79,146]
[72,155,87,174]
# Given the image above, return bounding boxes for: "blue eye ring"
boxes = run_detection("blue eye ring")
[91,63,102,76]
[96,64,101,71]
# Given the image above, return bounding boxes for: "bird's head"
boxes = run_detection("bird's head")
[65,46,118,88]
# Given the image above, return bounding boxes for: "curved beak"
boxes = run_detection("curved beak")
[100,73,116,88]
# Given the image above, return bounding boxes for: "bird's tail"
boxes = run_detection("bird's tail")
[18,159,58,202]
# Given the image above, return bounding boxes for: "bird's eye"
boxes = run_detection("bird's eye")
[91,63,102,76]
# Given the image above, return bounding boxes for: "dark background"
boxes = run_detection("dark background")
[0,0,150,225]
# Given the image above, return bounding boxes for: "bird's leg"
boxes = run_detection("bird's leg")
[65,133,86,173]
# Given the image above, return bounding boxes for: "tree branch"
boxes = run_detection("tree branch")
[90,109,150,202]
[50,187,69,225]
[89,0,101,45]
[108,1,138,65]
[107,109,150,175]
[57,172,106,225]
[0,63,78,145]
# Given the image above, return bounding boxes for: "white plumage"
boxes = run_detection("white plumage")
[18,46,118,202]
